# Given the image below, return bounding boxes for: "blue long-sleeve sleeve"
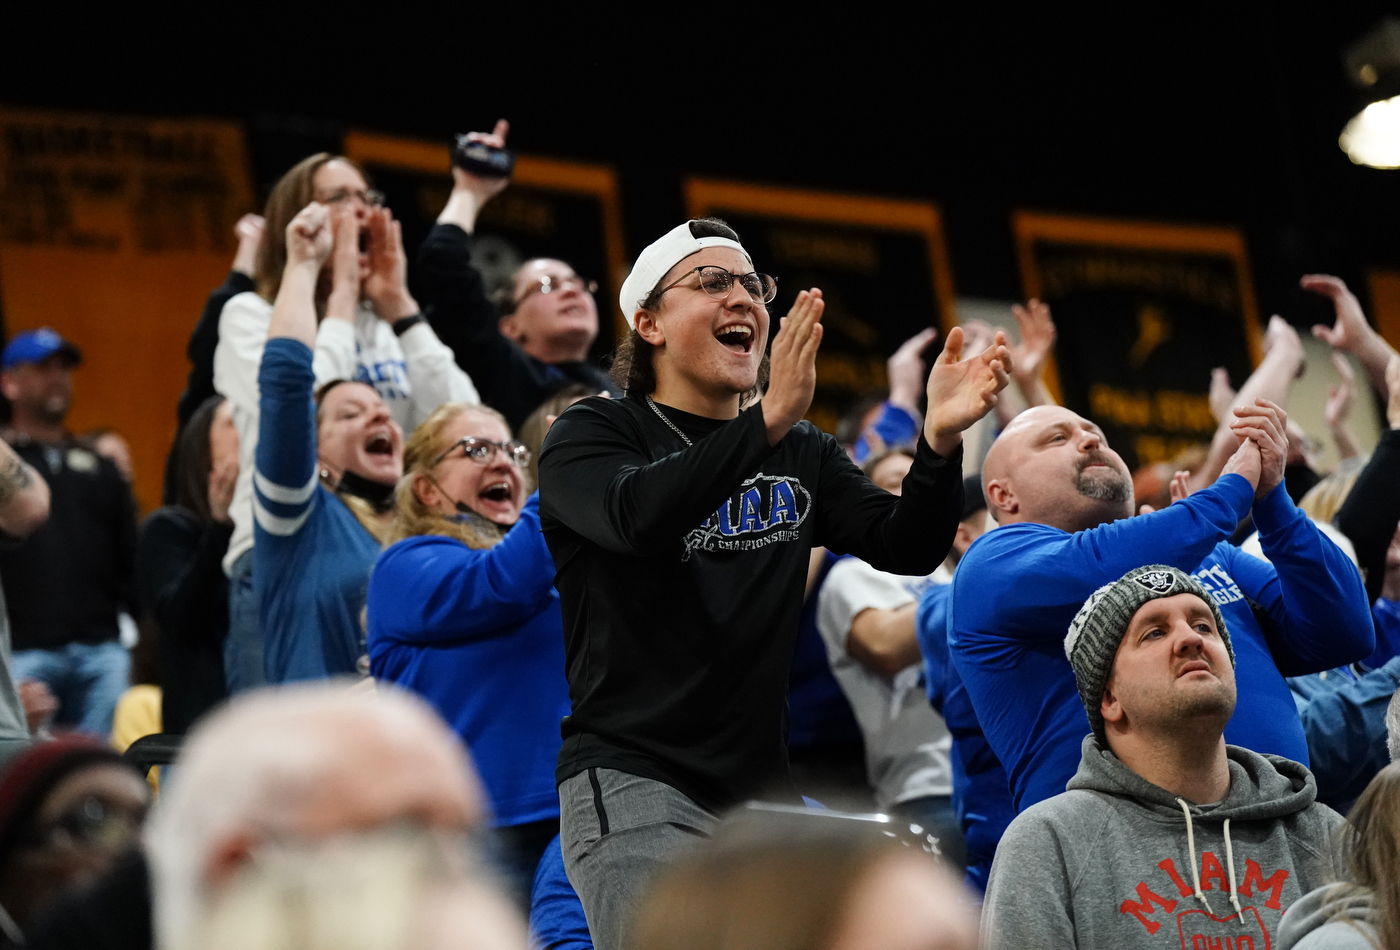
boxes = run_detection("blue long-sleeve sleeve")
[950,474,1255,811]
[369,495,554,645]
[1238,484,1375,675]
[1290,657,1400,810]
[853,402,920,464]
[255,339,320,537]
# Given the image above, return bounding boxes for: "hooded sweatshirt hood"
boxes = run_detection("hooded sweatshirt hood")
[982,735,1345,950]
[1277,883,1377,949]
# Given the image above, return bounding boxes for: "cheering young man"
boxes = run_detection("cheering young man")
[538,218,1011,948]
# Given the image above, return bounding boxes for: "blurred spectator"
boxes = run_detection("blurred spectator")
[1279,763,1400,950]
[368,402,570,907]
[0,425,49,766]
[215,154,476,693]
[839,327,936,463]
[528,837,592,950]
[815,447,960,865]
[253,204,404,683]
[145,682,487,950]
[0,736,149,946]
[109,619,162,794]
[1300,274,1400,398]
[162,215,263,505]
[952,401,1372,817]
[138,396,236,734]
[985,566,1344,949]
[194,827,526,950]
[915,475,1006,891]
[418,121,617,432]
[1333,355,1400,604]
[629,807,977,950]
[83,430,134,486]
[0,329,140,736]
[518,384,595,490]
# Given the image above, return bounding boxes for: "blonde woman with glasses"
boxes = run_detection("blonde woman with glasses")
[367,400,571,911]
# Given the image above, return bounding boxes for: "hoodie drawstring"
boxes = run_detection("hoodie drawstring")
[1175,798,1216,915]
[1222,819,1243,919]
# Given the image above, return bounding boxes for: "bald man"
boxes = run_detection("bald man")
[947,403,1371,819]
[146,683,491,950]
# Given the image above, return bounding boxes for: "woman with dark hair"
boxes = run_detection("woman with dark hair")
[366,399,570,908]
[135,394,238,734]
[1279,761,1400,950]
[214,152,479,694]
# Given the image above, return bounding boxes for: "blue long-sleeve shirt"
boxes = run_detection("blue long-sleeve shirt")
[367,493,569,827]
[254,338,382,683]
[917,582,1014,893]
[1289,655,1400,812]
[950,474,1374,814]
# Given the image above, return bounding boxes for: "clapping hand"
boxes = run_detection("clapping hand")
[887,327,938,412]
[285,202,332,270]
[1325,353,1355,429]
[1301,274,1369,353]
[1010,299,1056,386]
[924,326,1012,457]
[1229,398,1289,499]
[763,289,825,446]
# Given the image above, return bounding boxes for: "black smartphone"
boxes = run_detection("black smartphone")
[452,134,515,179]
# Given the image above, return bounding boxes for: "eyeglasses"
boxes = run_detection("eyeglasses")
[513,274,598,308]
[658,266,778,305]
[433,437,532,467]
[316,187,385,208]
[19,795,146,853]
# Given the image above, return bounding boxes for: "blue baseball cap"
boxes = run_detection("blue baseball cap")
[2,328,82,370]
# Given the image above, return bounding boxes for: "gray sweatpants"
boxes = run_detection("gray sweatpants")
[558,768,719,950]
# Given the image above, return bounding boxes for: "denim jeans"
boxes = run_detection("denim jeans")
[558,769,718,950]
[223,548,265,694]
[12,640,130,736]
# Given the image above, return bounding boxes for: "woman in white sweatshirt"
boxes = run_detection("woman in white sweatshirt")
[214,152,479,692]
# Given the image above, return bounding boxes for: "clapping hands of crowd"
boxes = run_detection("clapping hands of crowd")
[924,326,1013,457]
[1010,298,1056,389]
[1228,398,1289,499]
[362,208,419,321]
[886,327,938,413]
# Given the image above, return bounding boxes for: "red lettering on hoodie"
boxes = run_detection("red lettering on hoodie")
[1238,859,1289,910]
[1120,881,1179,934]
[1198,851,1228,892]
[1158,858,1195,898]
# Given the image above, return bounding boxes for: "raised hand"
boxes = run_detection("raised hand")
[232,213,265,277]
[887,326,938,412]
[285,202,332,270]
[1168,469,1191,504]
[1010,298,1056,384]
[441,119,512,231]
[1387,354,1400,429]
[1229,398,1288,499]
[1208,368,1235,422]
[1325,352,1355,429]
[1261,314,1304,372]
[325,207,361,323]
[362,207,419,321]
[1220,437,1262,494]
[924,326,1012,457]
[1302,274,1369,352]
[763,289,825,446]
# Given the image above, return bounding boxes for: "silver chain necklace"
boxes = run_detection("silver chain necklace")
[646,396,693,447]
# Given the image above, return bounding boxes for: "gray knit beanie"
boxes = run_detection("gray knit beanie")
[1064,564,1234,742]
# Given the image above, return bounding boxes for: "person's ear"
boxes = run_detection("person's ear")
[0,372,17,403]
[412,473,443,509]
[953,521,976,555]
[1100,677,1125,727]
[634,310,666,347]
[498,314,524,344]
[985,478,1017,520]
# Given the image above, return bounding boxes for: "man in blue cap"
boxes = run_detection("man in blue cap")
[0,328,139,737]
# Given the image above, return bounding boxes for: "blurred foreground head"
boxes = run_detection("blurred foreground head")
[629,807,978,950]
[147,682,501,950]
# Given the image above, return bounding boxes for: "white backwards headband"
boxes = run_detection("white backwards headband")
[618,221,751,329]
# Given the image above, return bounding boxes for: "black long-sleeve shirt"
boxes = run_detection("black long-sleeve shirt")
[416,223,618,430]
[137,507,231,734]
[162,270,255,505]
[538,395,963,809]
[0,436,139,651]
[1335,427,1400,604]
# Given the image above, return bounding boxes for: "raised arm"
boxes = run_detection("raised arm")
[1301,274,1399,395]
[1334,356,1400,603]
[368,494,555,644]
[1010,298,1058,410]
[0,439,48,538]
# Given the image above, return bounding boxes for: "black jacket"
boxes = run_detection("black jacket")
[538,395,963,809]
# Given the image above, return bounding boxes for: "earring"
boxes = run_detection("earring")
[319,468,331,480]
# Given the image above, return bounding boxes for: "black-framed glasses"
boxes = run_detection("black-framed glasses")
[659,266,778,304]
[433,437,532,467]
[19,795,147,853]
[317,187,385,208]
[514,274,598,307]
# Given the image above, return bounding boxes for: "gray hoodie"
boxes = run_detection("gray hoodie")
[983,736,1344,950]
[1277,884,1378,949]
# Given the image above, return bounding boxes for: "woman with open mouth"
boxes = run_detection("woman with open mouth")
[250,202,407,684]
[365,401,570,912]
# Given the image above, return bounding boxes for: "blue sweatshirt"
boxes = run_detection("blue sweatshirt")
[367,493,569,827]
[950,474,1374,814]
[917,582,1013,893]
[254,338,382,683]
